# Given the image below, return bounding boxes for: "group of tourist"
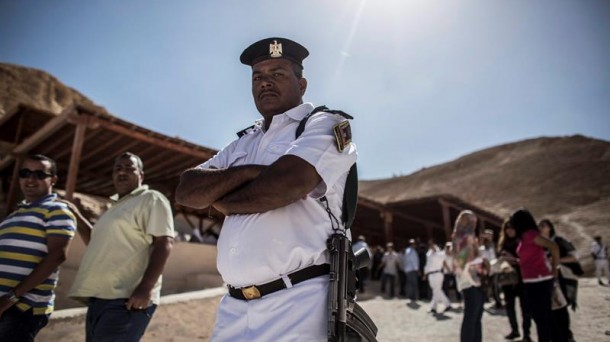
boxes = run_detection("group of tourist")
[366,207,608,342]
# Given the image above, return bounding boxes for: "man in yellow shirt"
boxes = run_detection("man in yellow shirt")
[69,152,174,342]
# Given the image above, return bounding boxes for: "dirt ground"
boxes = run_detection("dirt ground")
[38,278,610,341]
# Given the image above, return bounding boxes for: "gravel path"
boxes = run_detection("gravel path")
[39,278,610,341]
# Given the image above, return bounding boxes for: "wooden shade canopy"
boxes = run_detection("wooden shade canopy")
[0,104,217,220]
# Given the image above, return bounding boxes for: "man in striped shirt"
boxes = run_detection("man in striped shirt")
[0,154,76,341]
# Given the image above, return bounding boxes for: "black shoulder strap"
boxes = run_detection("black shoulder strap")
[296,105,358,229]
[295,106,354,139]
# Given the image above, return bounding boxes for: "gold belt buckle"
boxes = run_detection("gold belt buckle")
[241,286,261,300]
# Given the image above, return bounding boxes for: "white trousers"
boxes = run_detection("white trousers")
[595,259,610,281]
[428,273,451,310]
[211,276,327,341]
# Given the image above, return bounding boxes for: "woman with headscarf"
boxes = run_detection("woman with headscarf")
[510,208,560,342]
[452,210,488,342]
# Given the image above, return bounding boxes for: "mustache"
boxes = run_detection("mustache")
[258,90,279,99]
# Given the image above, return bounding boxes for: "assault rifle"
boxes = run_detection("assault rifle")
[327,233,378,341]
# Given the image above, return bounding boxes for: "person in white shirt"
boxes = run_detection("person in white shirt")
[380,243,400,298]
[424,239,452,313]
[591,236,610,286]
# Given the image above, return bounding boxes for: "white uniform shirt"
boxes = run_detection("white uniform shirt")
[424,246,446,274]
[198,103,357,288]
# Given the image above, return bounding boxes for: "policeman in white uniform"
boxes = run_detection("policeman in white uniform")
[176,37,357,341]
[424,240,452,313]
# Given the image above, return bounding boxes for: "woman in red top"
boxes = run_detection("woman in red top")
[510,208,559,342]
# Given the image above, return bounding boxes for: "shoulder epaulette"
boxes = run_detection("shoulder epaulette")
[236,125,256,138]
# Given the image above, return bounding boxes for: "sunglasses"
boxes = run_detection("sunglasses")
[18,168,54,180]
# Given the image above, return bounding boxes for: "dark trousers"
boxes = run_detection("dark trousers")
[524,279,554,342]
[359,267,370,293]
[380,273,396,297]
[461,286,485,342]
[503,283,532,337]
[443,273,462,301]
[397,270,406,296]
[551,306,570,342]
[0,306,49,342]
[405,271,419,300]
[86,298,157,342]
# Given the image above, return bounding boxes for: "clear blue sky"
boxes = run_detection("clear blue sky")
[1,0,609,180]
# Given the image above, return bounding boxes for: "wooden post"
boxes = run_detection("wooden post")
[440,200,452,241]
[65,118,88,200]
[426,225,434,241]
[4,157,24,217]
[383,209,393,243]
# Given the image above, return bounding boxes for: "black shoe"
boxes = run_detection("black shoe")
[504,332,520,340]
[522,336,533,342]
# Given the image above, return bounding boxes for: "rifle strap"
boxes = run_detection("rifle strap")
[295,105,358,230]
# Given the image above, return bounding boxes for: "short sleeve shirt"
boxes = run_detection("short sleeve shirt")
[69,185,174,304]
[0,193,76,314]
[198,103,357,287]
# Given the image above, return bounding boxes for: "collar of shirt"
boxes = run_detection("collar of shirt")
[18,193,57,208]
[110,184,149,203]
[260,102,315,132]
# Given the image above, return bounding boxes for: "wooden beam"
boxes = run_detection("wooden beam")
[79,134,124,161]
[81,139,141,171]
[37,131,75,157]
[0,104,21,127]
[65,119,88,200]
[358,198,384,211]
[181,212,196,229]
[0,106,73,171]
[391,210,444,230]
[140,151,187,174]
[88,116,213,159]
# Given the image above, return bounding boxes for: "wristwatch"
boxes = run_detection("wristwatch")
[3,290,19,304]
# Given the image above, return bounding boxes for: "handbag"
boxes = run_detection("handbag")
[496,270,519,286]
[552,280,568,310]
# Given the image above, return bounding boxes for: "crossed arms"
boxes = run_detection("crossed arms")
[176,154,322,215]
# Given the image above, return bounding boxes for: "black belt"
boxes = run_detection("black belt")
[426,270,442,275]
[228,264,330,301]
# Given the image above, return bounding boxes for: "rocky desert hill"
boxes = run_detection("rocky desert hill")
[0,62,104,117]
[360,135,610,271]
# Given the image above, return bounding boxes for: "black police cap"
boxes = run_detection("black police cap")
[240,37,309,68]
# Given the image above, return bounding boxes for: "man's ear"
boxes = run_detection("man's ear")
[299,78,307,95]
[51,175,58,187]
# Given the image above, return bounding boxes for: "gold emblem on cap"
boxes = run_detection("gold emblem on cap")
[269,40,283,58]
